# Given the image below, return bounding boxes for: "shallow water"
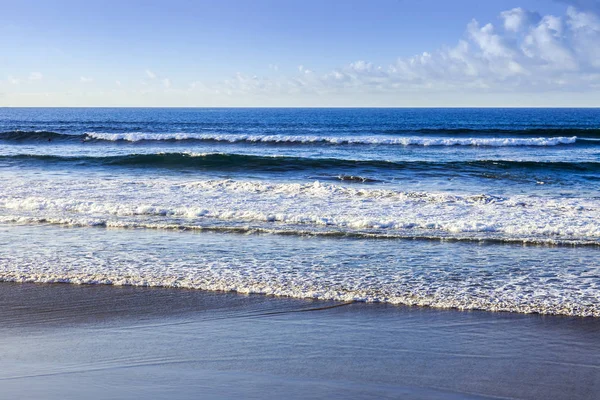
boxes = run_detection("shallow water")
[1,223,599,316]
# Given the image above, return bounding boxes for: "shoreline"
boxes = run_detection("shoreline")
[1,282,599,399]
[2,223,599,319]
[2,277,598,319]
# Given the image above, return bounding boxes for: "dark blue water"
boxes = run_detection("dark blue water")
[1,108,599,194]
[2,107,600,133]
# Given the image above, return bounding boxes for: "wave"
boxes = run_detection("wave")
[0,130,76,141]
[2,219,598,317]
[3,152,600,174]
[0,130,583,147]
[1,266,598,317]
[1,215,598,247]
[2,175,599,245]
[83,132,579,146]
[1,225,598,317]
[382,127,600,137]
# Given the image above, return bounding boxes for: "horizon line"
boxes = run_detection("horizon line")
[1,106,599,109]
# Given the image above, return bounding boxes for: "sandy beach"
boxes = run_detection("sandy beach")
[1,282,598,399]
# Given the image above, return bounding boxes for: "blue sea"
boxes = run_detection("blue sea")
[1,108,599,316]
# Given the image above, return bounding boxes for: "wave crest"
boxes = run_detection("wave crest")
[0,130,582,147]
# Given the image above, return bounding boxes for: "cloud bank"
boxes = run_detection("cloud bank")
[204,6,600,98]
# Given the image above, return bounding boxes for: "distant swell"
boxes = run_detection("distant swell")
[3,152,600,174]
[0,130,75,141]
[0,130,584,146]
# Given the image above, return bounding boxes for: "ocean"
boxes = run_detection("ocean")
[1,107,599,317]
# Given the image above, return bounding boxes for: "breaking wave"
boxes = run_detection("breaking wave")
[1,178,599,245]
[0,130,585,146]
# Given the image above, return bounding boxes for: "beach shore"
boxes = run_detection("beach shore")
[1,282,598,399]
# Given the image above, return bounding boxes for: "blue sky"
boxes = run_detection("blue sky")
[0,0,599,106]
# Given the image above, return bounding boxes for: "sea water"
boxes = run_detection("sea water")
[1,108,599,316]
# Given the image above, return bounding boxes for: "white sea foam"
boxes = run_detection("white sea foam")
[1,173,599,317]
[0,176,599,243]
[84,132,578,146]
[0,224,598,317]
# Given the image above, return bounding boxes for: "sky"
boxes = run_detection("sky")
[0,0,599,107]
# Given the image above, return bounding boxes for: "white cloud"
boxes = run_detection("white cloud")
[208,6,600,97]
[28,72,43,81]
[115,80,122,86]
[80,76,93,83]
[467,20,514,58]
[566,6,600,67]
[298,65,312,74]
[8,76,20,85]
[162,78,171,89]
[188,81,201,90]
[145,69,156,79]
[501,8,541,32]
[567,5,600,29]
[521,15,578,71]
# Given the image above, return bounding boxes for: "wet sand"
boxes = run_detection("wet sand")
[1,282,599,399]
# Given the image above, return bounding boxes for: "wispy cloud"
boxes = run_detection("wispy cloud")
[162,78,171,89]
[145,69,156,79]
[28,72,43,81]
[297,65,312,74]
[80,76,94,83]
